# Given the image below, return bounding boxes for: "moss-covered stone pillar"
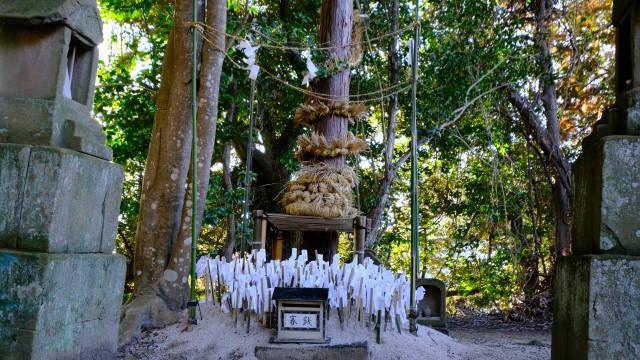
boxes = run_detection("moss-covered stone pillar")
[0,1,126,358]
[552,1,640,358]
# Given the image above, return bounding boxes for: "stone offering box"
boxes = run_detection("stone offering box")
[416,278,447,333]
[271,287,329,344]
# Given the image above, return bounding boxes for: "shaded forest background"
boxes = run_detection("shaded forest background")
[95,0,614,317]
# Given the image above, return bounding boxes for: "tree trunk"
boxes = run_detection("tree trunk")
[508,0,571,258]
[120,0,227,345]
[367,0,400,245]
[222,141,235,261]
[159,0,227,308]
[534,0,571,257]
[300,0,353,257]
[314,0,352,168]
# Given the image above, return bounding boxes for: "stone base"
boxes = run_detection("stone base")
[572,136,640,255]
[0,250,125,360]
[0,143,123,253]
[552,255,640,359]
[255,341,369,360]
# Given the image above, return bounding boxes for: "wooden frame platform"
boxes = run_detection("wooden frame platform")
[251,210,368,263]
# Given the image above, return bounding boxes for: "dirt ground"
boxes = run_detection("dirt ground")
[449,328,550,359]
[119,305,551,360]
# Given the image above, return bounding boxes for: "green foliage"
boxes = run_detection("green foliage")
[96,0,613,311]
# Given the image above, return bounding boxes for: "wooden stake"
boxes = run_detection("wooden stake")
[384,309,390,332]
[216,261,222,308]
[375,310,382,344]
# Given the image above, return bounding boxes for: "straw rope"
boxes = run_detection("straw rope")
[294,101,368,126]
[283,164,360,218]
[295,132,369,161]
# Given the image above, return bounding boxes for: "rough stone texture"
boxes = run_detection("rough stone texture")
[618,88,640,136]
[0,2,124,358]
[255,341,369,360]
[0,144,30,248]
[583,1,639,146]
[0,0,103,45]
[0,144,123,253]
[0,250,126,360]
[572,136,640,255]
[0,25,112,160]
[552,255,640,360]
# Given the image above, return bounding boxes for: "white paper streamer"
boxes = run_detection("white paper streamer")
[196,252,424,330]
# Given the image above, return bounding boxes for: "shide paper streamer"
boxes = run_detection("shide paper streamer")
[195,249,425,336]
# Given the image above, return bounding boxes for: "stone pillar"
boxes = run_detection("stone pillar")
[552,1,640,358]
[0,1,126,359]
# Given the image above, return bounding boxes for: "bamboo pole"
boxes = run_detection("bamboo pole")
[241,80,257,257]
[409,0,421,336]
[188,0,199,325]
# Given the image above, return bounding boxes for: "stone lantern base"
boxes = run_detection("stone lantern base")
[0,251,125,359]
[552,255,640,359]
[0,143,126,359]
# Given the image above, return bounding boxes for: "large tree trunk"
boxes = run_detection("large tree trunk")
[120,0,227,345]
[534,0,571,257]
[160,0,227,308]
[300,0,353,257]
[314,0,352,169]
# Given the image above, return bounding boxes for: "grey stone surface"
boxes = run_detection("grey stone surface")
[0,25,64,100]
[0,24,112,160]
[255,341,369,360]
[0,144,123,253]
[0,98,112,161]
[585,1,640,145]
[0,0,103,45]
[618,88,640,136]
[552,255,640,360]
[572,136,640,255]
[0,250,125,360]
[0,144,30,248]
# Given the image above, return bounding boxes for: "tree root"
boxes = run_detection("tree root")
[119,293,181,347]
